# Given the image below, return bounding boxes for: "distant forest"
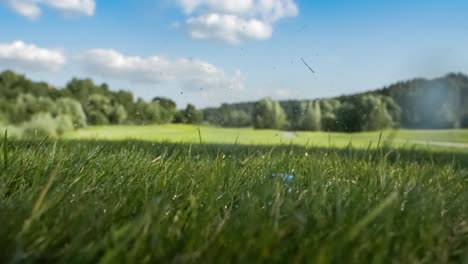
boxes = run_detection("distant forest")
[1,70,468,137]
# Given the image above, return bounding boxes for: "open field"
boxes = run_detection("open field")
[64,124,468,149]
[1,138,468,262]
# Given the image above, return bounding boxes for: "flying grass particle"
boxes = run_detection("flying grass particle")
[272,173,294,182]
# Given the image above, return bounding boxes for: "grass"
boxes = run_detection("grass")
[63,124,468,149]
[1,137,468,263]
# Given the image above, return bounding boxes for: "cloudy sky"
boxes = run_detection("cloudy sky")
[1,0,468,107]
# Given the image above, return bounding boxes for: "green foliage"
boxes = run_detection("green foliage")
[335,95,398,132]
[55,98,87,128]
[84,94,127,125]
[184,104,204,124]
[13,94,55,124]
[173,105,204,125]
[280,100,304,130]
[300,100,322,131]
[109,105,128,125]
[17,113,77,138]
[152,98,177,124]
[204,103,253,127]
[129,98,177,125]
[55,115,75,135]
[114,91,135,112]
[87,111,110,125]
[21,113,59,138]
[0,112,8,125]
[63,78,108,103]
[378,74,467,129]
[2,70,468,133]
[253,98,287,129]
[320,99,341,131]
[336,102,362,132]
[152,97,176,110]
[0,70,57,100]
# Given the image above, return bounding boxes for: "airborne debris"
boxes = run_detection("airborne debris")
[300,57,315,74]
[272,173,294,183]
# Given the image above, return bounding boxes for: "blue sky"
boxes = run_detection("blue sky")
[1,0,467,107]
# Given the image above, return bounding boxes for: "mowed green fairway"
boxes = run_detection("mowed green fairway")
[65,124,468,149]
[1,140,468,263]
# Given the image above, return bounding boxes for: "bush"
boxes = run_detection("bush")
[55,98,87,128]
[0,113,8,125]
[87,111,110,125]
[109,105,128,125]
[84,94,113,125]
[0,124,22,139]
[56,115,74,135]
[21,113,58,138]
[13,94,55,124]
[20,113,76,138]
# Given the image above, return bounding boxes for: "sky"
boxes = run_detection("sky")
[1,0,468,108]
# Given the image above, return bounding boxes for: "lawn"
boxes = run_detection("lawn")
[64,124,468,149]
[1,138,468,263]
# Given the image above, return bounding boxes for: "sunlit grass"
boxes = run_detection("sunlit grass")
[64,124,468,149]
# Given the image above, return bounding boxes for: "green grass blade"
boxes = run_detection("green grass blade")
[3,129,7,171]
[377,130,383,149]
[347,192,398,241]
[197,125,203,144]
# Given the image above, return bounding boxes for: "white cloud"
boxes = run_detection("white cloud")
[0,41,66,72]
[178,0,255,16]
[79,49,243,92]
[177,0,298,22]
[4,0,95,19]
[175,0,298,43]
[186,13,272,44]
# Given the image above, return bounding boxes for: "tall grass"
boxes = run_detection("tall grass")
[0,140,467,263]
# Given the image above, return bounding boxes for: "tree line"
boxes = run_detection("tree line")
[204,95,400,132]
[1,70,468,137]
[204,73,468,132]
[0,71,202,137]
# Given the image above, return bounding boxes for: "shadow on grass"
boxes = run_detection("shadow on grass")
[7,138,468,169]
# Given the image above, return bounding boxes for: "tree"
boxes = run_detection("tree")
[335,95,397,132]
[280,100,303,130]
[84,94,112,125]
[109,105,128,125]
[152,97,177,123]
[0,98,14,124]
[381,96,402,128]
[184,104,203,124]
[13,94,55,124]
[253,98,287,129]
[300,100,322,131]
[82,94,128,125]
[113,91,134,112]
[64,78,101,103]
[173,110,186,124]
[131,99,155,125]
[320,99,341,131]
[336,102,361,132]
[55,98,87,128]
[131,99,176,125]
